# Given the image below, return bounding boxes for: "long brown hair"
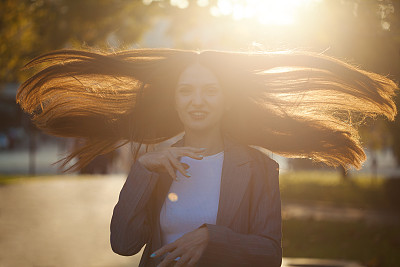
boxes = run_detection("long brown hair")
[16,48,398,171]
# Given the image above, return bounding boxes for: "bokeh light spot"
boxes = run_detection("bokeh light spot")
[170,0,189,9]
[211,0,321,25]
[197,0,209,7]
[168,192,178,202]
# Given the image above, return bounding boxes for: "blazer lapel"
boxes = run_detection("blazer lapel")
[171,135,253,227]
[216,138,252,227]
[149,171,172,267]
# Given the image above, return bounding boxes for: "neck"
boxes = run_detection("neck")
[183,127,224,156]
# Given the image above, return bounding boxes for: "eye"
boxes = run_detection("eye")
[177,86,193,95]
[205,85,220,95]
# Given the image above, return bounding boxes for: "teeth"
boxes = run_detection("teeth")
[190,112,207,119]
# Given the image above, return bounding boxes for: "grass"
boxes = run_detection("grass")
[0,175,32,185]
[279,171,399,211]
[280,171,400,266]
[283,218,400,267]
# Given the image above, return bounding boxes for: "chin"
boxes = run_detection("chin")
[186,124,211,132]
[180,114,222,133]
[185,122,220,133]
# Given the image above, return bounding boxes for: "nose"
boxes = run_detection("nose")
[192,89,204,106]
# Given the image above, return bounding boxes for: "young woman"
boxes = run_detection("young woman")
[17,49,398,266]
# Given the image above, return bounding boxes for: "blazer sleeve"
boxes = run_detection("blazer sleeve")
[110,160,159,256]
[197,157,282,267]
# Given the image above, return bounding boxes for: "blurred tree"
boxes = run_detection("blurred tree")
[0,0,159,83]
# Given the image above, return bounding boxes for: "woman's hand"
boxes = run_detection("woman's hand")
[151,226,209,267]
[138,147,205,180]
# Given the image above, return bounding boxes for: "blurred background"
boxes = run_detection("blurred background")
[0,0,399,266]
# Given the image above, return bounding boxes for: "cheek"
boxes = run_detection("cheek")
[207,96,225,119]
[210,95,225,109]
[174,95,187,114]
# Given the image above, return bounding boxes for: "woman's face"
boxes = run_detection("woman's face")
[175,63,225,133]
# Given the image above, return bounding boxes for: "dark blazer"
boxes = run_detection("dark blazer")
[110,136,282,267]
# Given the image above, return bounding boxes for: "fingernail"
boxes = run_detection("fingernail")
[150,253,156,258]
[199,155,204,158]
[186,173,191,177]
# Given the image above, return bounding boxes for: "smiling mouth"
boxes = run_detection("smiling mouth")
[189,111,208,120]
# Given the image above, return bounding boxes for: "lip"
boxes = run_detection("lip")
[188,110,208,120]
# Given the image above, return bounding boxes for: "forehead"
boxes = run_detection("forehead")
[177,63,219,85]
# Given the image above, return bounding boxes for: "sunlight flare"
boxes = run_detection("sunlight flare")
[211,0,321,25]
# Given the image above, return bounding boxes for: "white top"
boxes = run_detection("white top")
[160,151,224,246]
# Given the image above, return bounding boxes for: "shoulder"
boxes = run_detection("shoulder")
[223,135,279,172]
[247,146,279,169]
[226,144,281,203]
[228,140,279,177]
[238,145,280,176]
[248,146,279,185]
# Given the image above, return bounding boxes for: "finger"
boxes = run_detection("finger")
[152,243,176,259]
[167,151,190,177]
[162,159,177,180]
[170,147,205,160]
[179,147,207,152]
[181,163,190,170]
[187,254,200,267]
[183,249,203,267]
[174,253,191,267]
[167,154,190,178]
[181,151,204,160]
[174,147,206,157]
[158,249,182,267]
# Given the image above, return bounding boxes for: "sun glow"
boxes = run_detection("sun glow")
[144,0,321,26]
[210,0,321,25]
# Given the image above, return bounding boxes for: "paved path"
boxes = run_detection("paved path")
[0,175,139,267]
[1,176,393,267]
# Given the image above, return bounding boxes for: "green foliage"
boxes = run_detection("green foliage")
[0,0,158,83]
[281,170,400,266]
[283,218,400,267]
[383,177,400,211]
[280,171,396,211]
